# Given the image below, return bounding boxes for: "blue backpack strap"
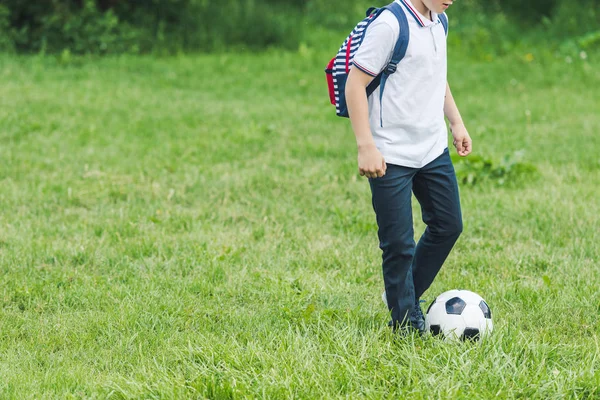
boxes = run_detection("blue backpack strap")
[439,12,448,35]
[383,2,409,72]
[378,1,409,127]
[365,2,409,98]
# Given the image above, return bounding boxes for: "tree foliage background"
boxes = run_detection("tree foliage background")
[0,0,598,54]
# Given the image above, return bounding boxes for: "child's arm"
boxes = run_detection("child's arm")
[346,68,387,178]
[444,82,472,157]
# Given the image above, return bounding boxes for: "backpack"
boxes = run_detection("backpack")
[325,1,448,119]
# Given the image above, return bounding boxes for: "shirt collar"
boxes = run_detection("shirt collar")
[398,0,440,27]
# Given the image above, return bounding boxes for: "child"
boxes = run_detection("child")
[345,0,471,334]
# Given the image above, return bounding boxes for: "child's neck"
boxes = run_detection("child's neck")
[410,0,433,21]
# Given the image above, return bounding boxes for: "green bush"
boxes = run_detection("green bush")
[545,0,600,37]
[306,0,386,31]
[105,0,306,53]
[2,0,126,54]
[0,0,306,54]
[0,0,598,54]
[0,5,14,52]
[493,0,559,21]
[39,0,123,54]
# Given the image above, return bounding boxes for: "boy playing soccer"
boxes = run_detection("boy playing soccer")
[345,0,471,334]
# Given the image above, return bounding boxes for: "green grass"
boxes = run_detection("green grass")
[0,40,599,398]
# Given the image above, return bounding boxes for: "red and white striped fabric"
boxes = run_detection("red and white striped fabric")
[325,8,386,117]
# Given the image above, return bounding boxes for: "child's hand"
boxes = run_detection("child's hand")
[358,144,387,178]
[451,122,472,157]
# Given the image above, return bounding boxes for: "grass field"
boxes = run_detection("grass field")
[0,37,599,398]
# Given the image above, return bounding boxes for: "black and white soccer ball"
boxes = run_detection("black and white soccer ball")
[425,289,493,341]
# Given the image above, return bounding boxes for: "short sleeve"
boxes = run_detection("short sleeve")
[352,18,397,77]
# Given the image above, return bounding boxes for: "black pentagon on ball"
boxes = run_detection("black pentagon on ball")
[430,325,442,336]
[461,328,481,341]
[445,297,466,315]
[479,300,492,319]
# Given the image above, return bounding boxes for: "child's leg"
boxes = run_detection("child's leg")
[369,164,418,327]
[411,149,463,300]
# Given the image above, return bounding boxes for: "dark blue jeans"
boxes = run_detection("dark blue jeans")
[369,148,463,327]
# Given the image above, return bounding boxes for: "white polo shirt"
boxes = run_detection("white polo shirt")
[352,0,448,168]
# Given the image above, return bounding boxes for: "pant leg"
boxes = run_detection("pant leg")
[369,164,418,326]
[411,149,463,300]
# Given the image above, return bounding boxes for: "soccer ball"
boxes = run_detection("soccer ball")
[425,289,493,341]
